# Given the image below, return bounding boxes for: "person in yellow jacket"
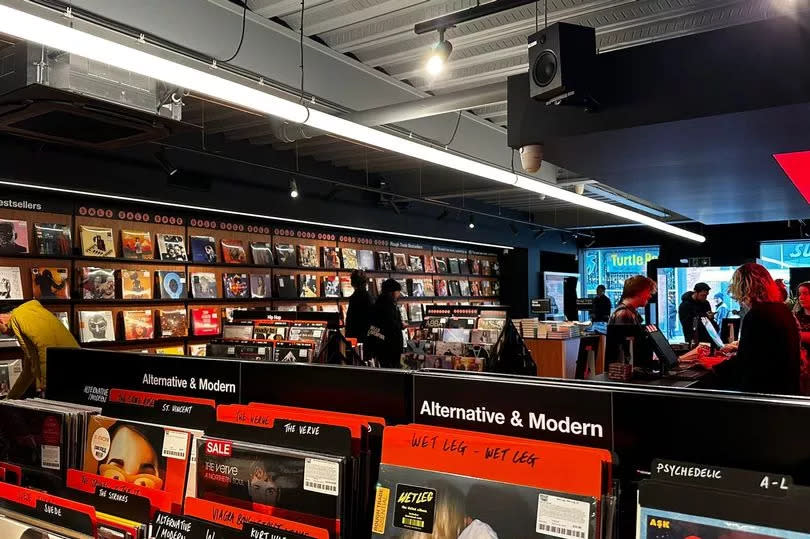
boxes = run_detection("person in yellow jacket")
[0,300,78,398]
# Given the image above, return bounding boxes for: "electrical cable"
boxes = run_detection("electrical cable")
[535,1,538,33]
[545,0,548,29]
[298,0,310,123]
[443,111,463,147]
[216,0,248,63]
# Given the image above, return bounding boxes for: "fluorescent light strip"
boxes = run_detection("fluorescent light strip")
[0,2,705,243]
[0,179,513,250]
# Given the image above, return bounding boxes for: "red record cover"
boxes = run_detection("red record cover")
[31,267,70,299]
[191,307,221,336]
[122,309,154,340]
[221,239,248,264]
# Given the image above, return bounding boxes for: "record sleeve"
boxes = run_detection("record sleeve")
[434,279,448,297]
[423,279,435,297]
[156,271,186,300]
[298,245,319,268]
[322,247,341,269]
[288,323,326,342]
[54,311,70,330]
[435,258,448,274]
[448,280,462,297]
[191,307,220,336]
[34,222,71,256]
[188,343,207,356]
[392,253,408,272]
[121,269,152,300]
[452,356,483,371]
[408,255,424,273]
[397,303,409,323]
[395,279,409,297]
[122,309,154,340]
[322,276,340,298]
[377,252,393,272]
[341,248,359,270]
[435,342,465,356]
[275,244,298,267]
[276,275,298,299]
[407,279,425,297]
[480,280,492,296]
[458,258,471,275]
[481,260,492,276]
[158,308,188,337]
[80,225,115,257]
[299,275,318,298]
[408,304,423,323]
[155,346,185,355]
[156,234,187,262]
[357,250,375,271]
[274,341,315,362]
[31,267,69,299]
[492,281,501,296]
[190,272,218,299]
[478,317,506,331]
[223,273,249,299]
[471,329,500,344]
[470,259,481,275]
[423,256,435,274]
[254,323,289,341]
[459,280,471,297]
[339,276,353,298]
[250,242,273,266]
[448,258,461,274]
[79,310,115,342]
[469,280,482,297]
[0,219,28,255]
[221,239,247,264]
[223,323,256,340]
[442,328,471,342]
[121,230,154,260]
[189,236,217,263]
[250,273,272,298]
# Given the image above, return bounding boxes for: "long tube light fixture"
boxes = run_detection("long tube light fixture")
[0,1,705,243]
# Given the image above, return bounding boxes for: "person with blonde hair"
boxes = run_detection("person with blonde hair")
[716,263,800,395]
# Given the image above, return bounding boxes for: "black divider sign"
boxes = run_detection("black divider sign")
[46,349,241,405]
[241,522,310,539]
[209,419,352,457]
[151,511,240,539]
[92,485,151,522]
[412,373,613,449]
[34,499,94,536]
[652,459,793,497]
[102,399,216,431]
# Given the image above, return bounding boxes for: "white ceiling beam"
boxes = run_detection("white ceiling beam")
[283,0,428,37]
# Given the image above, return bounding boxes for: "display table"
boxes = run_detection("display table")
[524,334,606,379]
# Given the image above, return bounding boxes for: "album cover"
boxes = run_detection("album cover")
[638,507,804,539]
[254,323,288,341]
[121,230,154,260]
[492,262,501,277]
[470,259,481,275]
[54,311,70,330]
[273,341,315,362]
[470,281,482,297]
[299,274,318,298]
[423,256,436,274]
[322,247,341,269]
[492,281,501,296]
[250,241,273,266]
[392,253,408,272]
[250,273,272,298]
[156,234,187,261]
[80,225,115,257]
[423,279,435,297]
[435,341,465,356]
[448,258,461,275]
[471,329,500,345]
[222,239,247,264]
[458,258,471,275]
[121,269,152,300]
[275,244,298,267]
[443,328,471,343]
[357,250,375,271]
[155,346,185,355]
[342,248,359,270]
[298,244,319,268]
[277,274,298,299]
[288,323,326,342]
[158,308,188,337]
[222,323,255,340]
[397,303,409,323]
[79,310,115,342]
[222,307,243,323]
[339,275,353,298]
[448,280,462,297]
[408,303,423,323]
[377,252,393,271]
[0,267,23,300]
[190,235,217,263]
[395,279,409,297]
[435,279,448,297]
[83,415,193,507]
[409,255,424,273]
[34,222,71,256]
[31,267,69,299]
[435,257,449,274]
[190,272,218,299]
[481,260,492,276]
[223,273,249,299]
[452,356,483,372]
[478,317,506,331]
[188,343,207,356]
[459,280,471,297]
[191,307,221,336]
[156,271,187,299]
[480,280,492,296]
[322,275,340,298]
[406,279,424,297]
[122,309,154,340]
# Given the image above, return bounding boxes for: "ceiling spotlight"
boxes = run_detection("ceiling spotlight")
[155,151,178,177]
[574,184,586,196]
[509,223,519,236]
[534,229,546,240]
[289,178,300,199]
[426,29,453,76]
[468,215,475,229]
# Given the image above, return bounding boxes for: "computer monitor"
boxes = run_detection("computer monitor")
[643,324,680,371]
[701,317,724,348]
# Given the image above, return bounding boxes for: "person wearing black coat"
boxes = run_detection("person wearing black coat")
[345,270,373,343]
[368,279,404,368]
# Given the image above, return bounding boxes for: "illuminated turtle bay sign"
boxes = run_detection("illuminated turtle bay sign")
[760,241,810,268]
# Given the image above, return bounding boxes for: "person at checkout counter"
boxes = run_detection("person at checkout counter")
[678,282,713,345]
[608,276,656,326]
[592,285,612,323]
[714,263,801,395]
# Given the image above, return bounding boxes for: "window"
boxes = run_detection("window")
[581,246,660,310]
[760,240,810,269]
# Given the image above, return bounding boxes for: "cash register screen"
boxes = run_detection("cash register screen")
[644,325,680,369]
[701,316,724,348]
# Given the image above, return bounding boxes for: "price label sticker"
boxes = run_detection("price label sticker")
[304,458,339,496]
[162,429,189,460]
[536,493,591,539]
[41,445,61,470]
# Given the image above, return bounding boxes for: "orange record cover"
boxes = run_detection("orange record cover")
[121,230,154,260]
[184,497,330,539]
[122,309,154,340]
[31,267,70,299]
[121,269,152,299]
[221,239,247,264]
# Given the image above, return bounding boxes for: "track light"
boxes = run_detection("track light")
[426,29,453,76]
[509,223,519,236]
[289,178,299,199]
[534,229,546,240]
[155,151,178,177]
[468,215,475,229]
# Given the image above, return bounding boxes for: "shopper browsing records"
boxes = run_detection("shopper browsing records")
[592,284,612,323]
[368,278,405,368]
[678,282,713,344]
[715,263,800,395]
[345,270,373,344]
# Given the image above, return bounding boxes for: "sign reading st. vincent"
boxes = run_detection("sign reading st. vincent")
[412,374,613,450]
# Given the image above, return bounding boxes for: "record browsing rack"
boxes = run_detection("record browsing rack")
[0,190,502,357]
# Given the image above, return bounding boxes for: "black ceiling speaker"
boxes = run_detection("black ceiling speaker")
[529,22,595,102]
